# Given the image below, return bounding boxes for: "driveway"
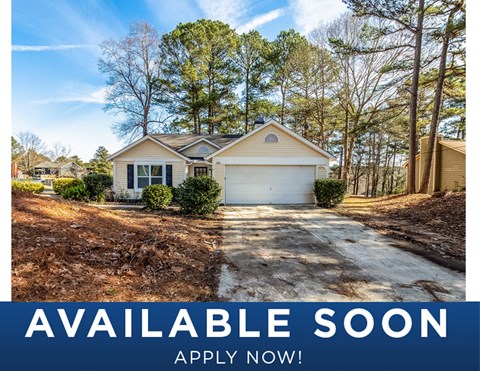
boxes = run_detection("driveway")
[218,206,465,302]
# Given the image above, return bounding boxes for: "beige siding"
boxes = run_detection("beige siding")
[118,138,180,159]
[415,157,420,192]
[114,160,185,199]
[217,126,323,158]
[181,142,218,157]
[316,165,327,179]
[213,164,225,202]
[439,148,465,191]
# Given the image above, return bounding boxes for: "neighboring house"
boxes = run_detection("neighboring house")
[107,119,335,204]
[33,161,85,179]
[11,162,23,179]
[405,136,466,193]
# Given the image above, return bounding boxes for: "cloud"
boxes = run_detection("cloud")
[236,8,286,34]
[196,0,249,27]
[289,0,347,34]
[33,87,107,105]
[12,44,91,52]
[145,0,201,30]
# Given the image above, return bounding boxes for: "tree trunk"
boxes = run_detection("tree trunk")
[418,6,455,193]
[244,68,250,134]
[407,0,425,194]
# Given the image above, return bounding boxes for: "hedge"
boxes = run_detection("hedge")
[52,178,83,194]
[141,184,173,210]
[83,173,113,202]
[176,176,221,215]
[314,178,347,208]
[61,184,90,202]
[11,180,44,194]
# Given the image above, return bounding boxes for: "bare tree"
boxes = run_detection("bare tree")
[49,141,71,164]
[99,21,166,141]
[17,131,47,175]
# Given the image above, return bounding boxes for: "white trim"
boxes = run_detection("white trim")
[205,119,335,160]
[109,157,186,162]
[178,138,221,152]
[263,132,279,143]
[133,161,166,192]
[113,161,117,193]
[213,157,330,166]
[107,135,190,161]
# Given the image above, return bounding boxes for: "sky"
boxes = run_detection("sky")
[11,0,348,162]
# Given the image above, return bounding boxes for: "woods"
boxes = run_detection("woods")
[98,0,465,196]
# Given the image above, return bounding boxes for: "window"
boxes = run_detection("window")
[264,133,279,143]
[197,145,211,155]
[136,164,164,190]
[194,167,208,177]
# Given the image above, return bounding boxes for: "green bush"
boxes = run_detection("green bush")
[314,178,347,208]
[83,173,113,202]
[141,184,173,210]
[52,178,83,194]
[11,180,44,194]
[61,184,90,202]
[176,176,221,215]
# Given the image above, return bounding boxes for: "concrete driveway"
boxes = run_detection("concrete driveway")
[218,206,465,302]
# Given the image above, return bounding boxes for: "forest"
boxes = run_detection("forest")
[97,0,465,196]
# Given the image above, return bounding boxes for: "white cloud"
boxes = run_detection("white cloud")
[289,0,348,34]
[12,44,90,52]
[196,0,249,27]
[236,8,286,34]
[33,87,107,105]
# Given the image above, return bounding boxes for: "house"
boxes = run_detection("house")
[33,161,85,179]
[405,136,466,193]
[107,119,335,204]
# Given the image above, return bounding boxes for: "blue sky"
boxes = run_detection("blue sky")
[12,0,347,161]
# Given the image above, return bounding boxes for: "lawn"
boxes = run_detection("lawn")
[12,191,223,301]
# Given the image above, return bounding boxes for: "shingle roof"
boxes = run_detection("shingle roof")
[33,161,58,169]
[439,140,466,154]
[150,134,242,151]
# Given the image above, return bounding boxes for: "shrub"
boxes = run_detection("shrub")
[176,176,221,215]
[11,180,44,194]
[141,184,173,210]
[83,173,113,202]
[314,178,347,208]
[52,178,83,194]
[61,184,90,202]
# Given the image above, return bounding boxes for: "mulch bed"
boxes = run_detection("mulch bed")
[12,191,223,302]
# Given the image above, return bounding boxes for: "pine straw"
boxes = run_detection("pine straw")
[337,192,465,263]
[12,191,223,302]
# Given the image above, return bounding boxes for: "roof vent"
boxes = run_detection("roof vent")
[254,116,265,130]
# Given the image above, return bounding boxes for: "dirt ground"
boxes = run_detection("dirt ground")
[336,192,465,268]
[12,191,223,302]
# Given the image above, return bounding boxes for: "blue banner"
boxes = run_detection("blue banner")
[0,302,478,370]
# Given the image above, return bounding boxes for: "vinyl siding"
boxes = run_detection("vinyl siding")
[213,164,225,202]
[181,142,218,157]
[117,138,179,159]
[439,146,465,191]
[112,138,187,198]
[215,126,324,158]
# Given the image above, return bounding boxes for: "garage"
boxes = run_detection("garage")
[224,165,316,204]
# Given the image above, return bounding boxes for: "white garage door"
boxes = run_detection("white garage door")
[225,165,315,204]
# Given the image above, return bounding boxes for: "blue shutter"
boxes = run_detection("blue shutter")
[166,165,173,186]
[127,164,134,189]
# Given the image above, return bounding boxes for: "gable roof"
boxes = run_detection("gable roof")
[106,135,191,161]
[439,140,466,154]
[205,119,336,160]
[150,134,242,151]
[178,138,222,152]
